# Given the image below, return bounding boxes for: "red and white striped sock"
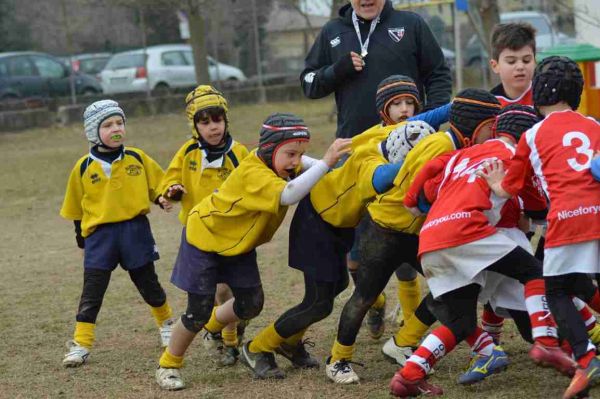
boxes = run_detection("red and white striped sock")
[481,308,504,343]
[573,297,597,331]
[401,325,457,381]
[524,279,558,346]
[465,327,495,357]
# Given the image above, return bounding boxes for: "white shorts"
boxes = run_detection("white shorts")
[544,240,600,276]
[422,231,518,299]
[480,270,527,313]
[478,228,530,313]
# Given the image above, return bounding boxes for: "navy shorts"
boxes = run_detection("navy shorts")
[289,196,354,282]
[170,229,261,295]
[84,215,159,271]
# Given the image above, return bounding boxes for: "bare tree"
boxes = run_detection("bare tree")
[467,0,499,56]
[183,0,210,85]
[330,0,346,19]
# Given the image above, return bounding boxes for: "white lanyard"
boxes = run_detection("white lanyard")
[352,11,380,58]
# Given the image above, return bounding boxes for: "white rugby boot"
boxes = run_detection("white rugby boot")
[382,336,414,366]
[159,318,177,348]
[156,367,185,390]
[62,340,90,368]
[325,356,360,384]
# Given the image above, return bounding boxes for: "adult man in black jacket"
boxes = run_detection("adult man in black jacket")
[301,0,451,139]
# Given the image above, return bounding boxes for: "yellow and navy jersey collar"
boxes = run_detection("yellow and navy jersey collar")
[183,138,240,169]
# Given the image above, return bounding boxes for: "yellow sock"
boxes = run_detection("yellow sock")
[150,301,173,327]
[372,292,386,310]
[397,278,421,322]
[283,328,307,346]
[222,325,238,347]
[73,322,96,349]
[330,340,354,363]
[204,306,226,334]
[159,348,184,368]
[394,312,430,347]
[248,323,284,353]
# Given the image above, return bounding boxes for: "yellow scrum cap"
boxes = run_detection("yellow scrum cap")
[185,85,229,138]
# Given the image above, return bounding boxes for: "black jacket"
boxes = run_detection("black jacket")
[300,1,451,138]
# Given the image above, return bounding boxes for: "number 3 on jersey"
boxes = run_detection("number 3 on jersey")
[563,131,594,172]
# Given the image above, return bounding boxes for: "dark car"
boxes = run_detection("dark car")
[0,51,102,100]
[60,52,111,79]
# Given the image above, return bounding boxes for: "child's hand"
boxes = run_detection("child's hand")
[167,184,187,201]
[157,195,173,212]
[476,159,511,197]
[322,138,352,168]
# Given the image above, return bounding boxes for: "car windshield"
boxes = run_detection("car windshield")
[80,57,110,74]
[105,53,146,70]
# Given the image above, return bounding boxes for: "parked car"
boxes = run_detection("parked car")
[62,53,112,78]
[0,51,102,100]
[100,44,246,95]
[441,47,456,76]
[464,11,576,66]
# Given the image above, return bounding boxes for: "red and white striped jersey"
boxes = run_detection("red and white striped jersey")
[418,139,515,255]
[502,110,600,247]
[406,145,546,232]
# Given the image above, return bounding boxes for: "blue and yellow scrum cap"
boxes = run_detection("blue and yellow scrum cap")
[185,85,229,139]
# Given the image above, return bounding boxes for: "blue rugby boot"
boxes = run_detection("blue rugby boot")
[458,346,509,385]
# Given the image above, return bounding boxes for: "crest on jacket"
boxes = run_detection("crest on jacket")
[388,27,405,43]
[330,36,341,48]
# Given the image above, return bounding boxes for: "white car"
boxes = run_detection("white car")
[464,11,575,66]
[100,44,246,95]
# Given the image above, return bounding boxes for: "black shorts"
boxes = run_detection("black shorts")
[288,196,354,282]
[170,229,261,295]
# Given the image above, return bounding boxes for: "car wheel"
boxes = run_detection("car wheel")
[82,88,98,96]
[153,83,171,96]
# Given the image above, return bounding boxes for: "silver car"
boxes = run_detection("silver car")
[100,44,246,95]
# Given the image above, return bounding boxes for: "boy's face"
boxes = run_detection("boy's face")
[388,96,416,123]
[350,0,385,20]
[196,114,226,146]
[490,46,535,95]
[273,140,309,179]
[99,115,126,148]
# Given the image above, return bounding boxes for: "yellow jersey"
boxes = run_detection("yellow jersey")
[367,131,459,233]
[186,150,289,256]
[160,139,249,225]
[310,124,395,228]
[60,147,165,237]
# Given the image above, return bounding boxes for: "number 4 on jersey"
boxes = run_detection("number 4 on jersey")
[452,157,499,183]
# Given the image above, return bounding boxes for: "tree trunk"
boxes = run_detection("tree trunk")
[468,0,499,55]
[330,0,346,19]
[188,1,210,85]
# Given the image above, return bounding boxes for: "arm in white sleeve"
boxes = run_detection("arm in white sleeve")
[280,160,329,206]
[300,155,320,171]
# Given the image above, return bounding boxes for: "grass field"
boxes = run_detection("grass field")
[0,98,580,398]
